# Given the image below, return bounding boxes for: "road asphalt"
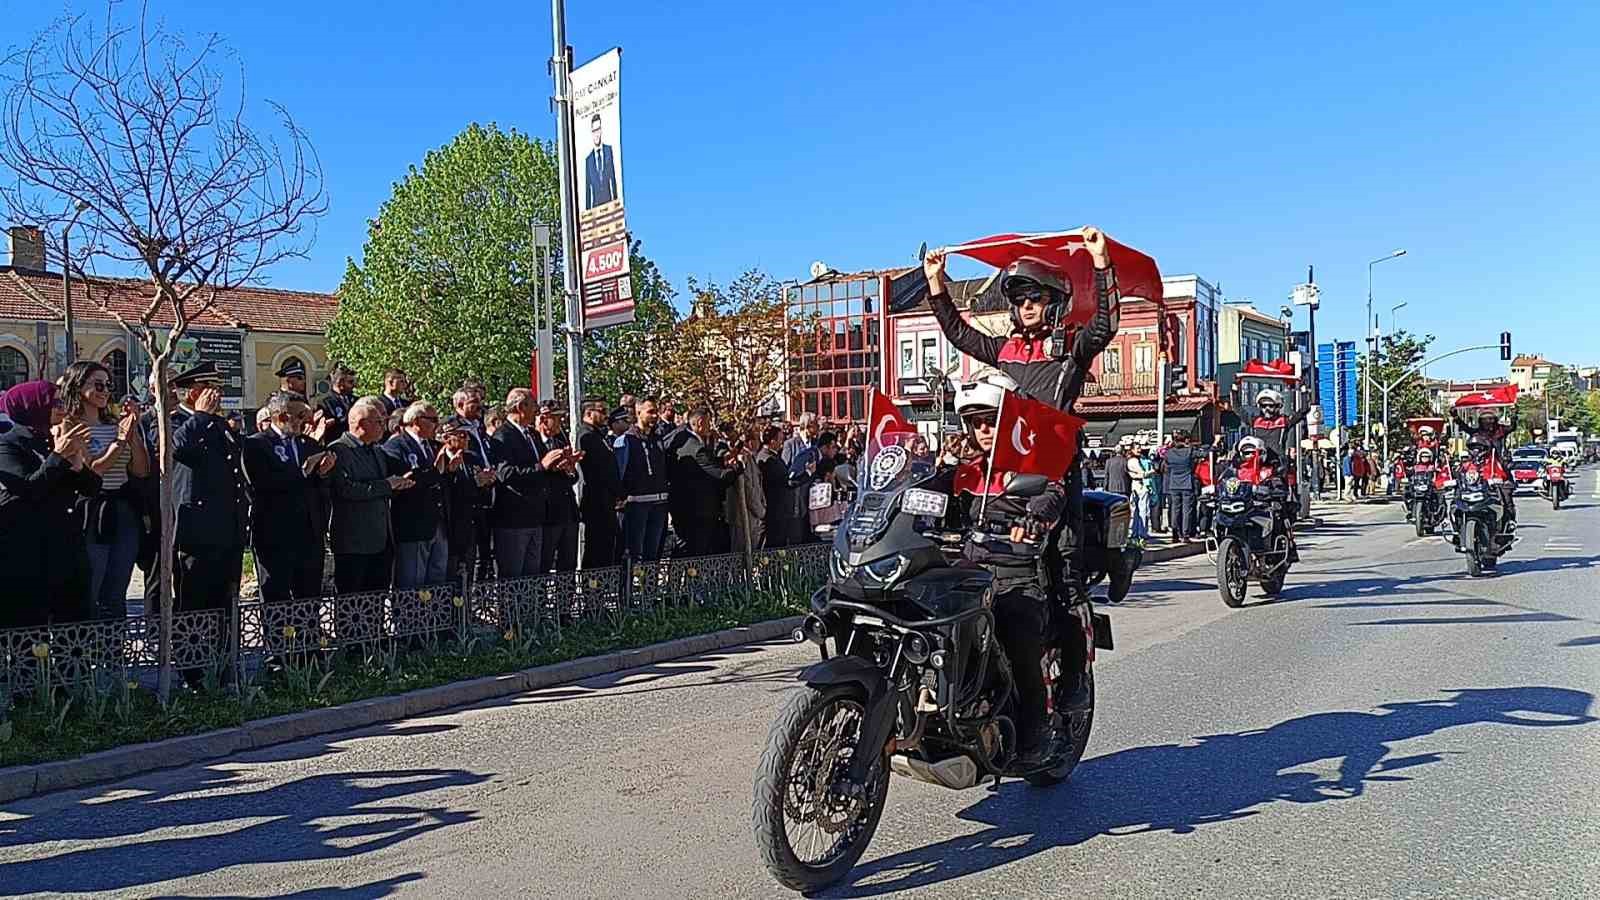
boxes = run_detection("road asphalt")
[3,474,1597,899]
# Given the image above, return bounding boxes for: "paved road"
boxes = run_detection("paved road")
[4,477,1599,899]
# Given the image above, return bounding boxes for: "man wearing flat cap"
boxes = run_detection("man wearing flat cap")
[168,361,249,641]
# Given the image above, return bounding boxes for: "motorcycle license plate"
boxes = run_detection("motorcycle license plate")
[1092,613,1114,651]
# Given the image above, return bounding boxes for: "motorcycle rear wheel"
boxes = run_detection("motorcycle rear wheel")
[1218,537,1248,608]
[1026,670,1096,787]
[1106,548,1139,604]
[753,685,889,895]
[1414,505,1428,537]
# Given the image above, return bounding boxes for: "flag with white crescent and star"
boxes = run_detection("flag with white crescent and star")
[867,388,915,452]
[989,393,1084,477]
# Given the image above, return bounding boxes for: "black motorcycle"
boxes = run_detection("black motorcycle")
[753,434,1112,894]
[1208,464,1295,607]
[1451,470,1511,576]
[1406,470,1445,537]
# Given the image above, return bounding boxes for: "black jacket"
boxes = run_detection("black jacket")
[0,426,100,626]
[490,422,549,529]
[532,430,579,525]
[667,428,738,521]
[1163,446,1199,492]
[382,431,449,544]
[577,422,621,514]
[241,428,326,552]
[757,448,789,525]
[327,431,394,555]
[172,410,248,550]
[928,265,1119,412]
[317,391,357,445]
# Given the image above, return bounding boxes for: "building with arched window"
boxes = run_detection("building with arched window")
[3,225,336,417]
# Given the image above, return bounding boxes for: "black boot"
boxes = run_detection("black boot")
[1016,719,1053,768]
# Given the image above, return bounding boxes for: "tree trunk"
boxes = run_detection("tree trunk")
[152,353,178,704]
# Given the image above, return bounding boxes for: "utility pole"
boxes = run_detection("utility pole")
[1365,249,1407,448]
[550,0,584,445]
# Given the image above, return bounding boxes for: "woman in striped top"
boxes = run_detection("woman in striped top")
[61,361,150,620]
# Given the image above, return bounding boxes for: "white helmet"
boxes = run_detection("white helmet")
[1417,448,1435,463]
[1418,425,1436,437]
[1238,436,1266,456]
[1255,389,1284,407]
[955,373,1018,419]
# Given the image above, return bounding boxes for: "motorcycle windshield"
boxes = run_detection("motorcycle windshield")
[834,432,943,566]
[857,432,940,495]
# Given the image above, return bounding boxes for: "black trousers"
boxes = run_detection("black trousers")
[679,515,731,558]
[255,540,325,604]
[580,508,620,569]
[176,546,243,613]
[334,552,391,594]
[1168,490,1197,539]
[541,520,580,573]
[992,578,1049,741]
[473,508,496,579]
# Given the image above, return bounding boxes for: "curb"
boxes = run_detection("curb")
[0,615,805,805]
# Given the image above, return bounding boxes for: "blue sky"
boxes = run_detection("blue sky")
[5,1,1597,379]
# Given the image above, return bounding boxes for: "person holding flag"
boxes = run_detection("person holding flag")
[921,226,1124,612]
[1450,386,1520,532]
[932,373,1085,767]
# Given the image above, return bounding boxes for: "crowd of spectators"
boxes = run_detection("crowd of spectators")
[0,361,866,631]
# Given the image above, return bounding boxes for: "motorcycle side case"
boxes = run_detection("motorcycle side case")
[1083,490,1133,550]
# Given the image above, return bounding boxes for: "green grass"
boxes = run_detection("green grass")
[0,592,806,770]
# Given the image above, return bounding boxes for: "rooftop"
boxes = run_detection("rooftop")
[0,266,337,334]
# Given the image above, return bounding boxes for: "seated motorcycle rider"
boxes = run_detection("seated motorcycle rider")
[937,374,1067,768]
[1451,409,1518,530]
[921,229,1119,612]
[1223,436,1299,555]
[1460,434,1515,535]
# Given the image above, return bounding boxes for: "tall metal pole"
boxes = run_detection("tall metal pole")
[1306,265,1320,501]
[551,0,584,445]
[1364,249,1407,448]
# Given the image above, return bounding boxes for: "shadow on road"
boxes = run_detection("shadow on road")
[1349,611,1582,627]
[516,641,804,705]
[835,686,1596,898]
[162,873,426,899]
[1313,598,1495,609]
[1491,554,1599,576]
[0,757,485,894]
[1559,636,1600,648]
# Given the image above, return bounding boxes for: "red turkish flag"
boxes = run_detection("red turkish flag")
[989,395,1084,477]
[948,229,1164,326]
[867,388,914,450]
[1453,383,1518,409]
[1242,358,1298,381]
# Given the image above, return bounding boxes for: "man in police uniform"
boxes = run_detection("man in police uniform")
[276,358,308,398]
[168,361,249,616]
[317,363,358,445]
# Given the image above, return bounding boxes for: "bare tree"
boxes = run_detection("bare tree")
[0,3,326,700]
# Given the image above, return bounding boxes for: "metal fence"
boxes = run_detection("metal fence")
[1,543,830,694]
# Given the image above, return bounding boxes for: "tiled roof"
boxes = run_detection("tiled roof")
[1510,354,1553,368]
[0,266,336,334]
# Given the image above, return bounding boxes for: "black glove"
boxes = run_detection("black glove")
[1020,492,1065,539]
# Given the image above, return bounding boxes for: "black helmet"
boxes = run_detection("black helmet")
[999,258,1071,332]
[1466,435,1492,460]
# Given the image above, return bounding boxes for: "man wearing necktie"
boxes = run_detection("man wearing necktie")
[490,389,567,578]
[242,392,335,604]
[383,400,454,589]
[449,386,499,579]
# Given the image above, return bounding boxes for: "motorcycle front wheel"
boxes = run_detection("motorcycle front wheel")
[1217,536,1248,608]
[753,685,889,895]
[1414,503,1428,537]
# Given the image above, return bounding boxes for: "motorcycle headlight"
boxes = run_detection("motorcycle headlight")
[863,555,908,583]
[1461,491,1485,503]
[901,488,949,518]
[830,550,855,580]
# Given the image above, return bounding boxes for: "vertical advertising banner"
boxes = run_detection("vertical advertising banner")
[571,48,634,330]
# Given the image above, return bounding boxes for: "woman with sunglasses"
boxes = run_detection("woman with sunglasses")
[0,380,102,627]
[60,360,151,620]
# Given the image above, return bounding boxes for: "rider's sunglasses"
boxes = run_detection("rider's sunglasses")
[967,414,997,430]
[1005,285,1048,307]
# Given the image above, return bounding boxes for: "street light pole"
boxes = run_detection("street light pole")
[1390,299,1408,336]
[61,200,90,368]
[550,0,584,445]
[1364,248,1407,448]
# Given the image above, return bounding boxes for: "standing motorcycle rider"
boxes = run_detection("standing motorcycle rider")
[938,375,1068,767]
[1451,407,1518,532]
[921,228,1119,606]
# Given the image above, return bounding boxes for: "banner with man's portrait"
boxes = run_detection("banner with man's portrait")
[571,47,634,330]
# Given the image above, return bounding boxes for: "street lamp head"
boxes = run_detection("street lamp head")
[73,199,90,212]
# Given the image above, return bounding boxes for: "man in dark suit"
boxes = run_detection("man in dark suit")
[490,389,567,578]
[168,362,249,614]
[756,426,791,547]
[379,368,412,416]
[533,403,581,573]
[584,114,618,209]
[447,385,499,579]
[436,418,489,579]
[577,400,622,568]
[317,363,358,445]
[382,400,453,588]
[666,406,742,557]
[242,391,334,603]
[328,396,413,593]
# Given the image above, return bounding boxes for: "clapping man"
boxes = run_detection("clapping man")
[577,399,623,568]
[490,389,567,578]
[328,397,414,593]
[243,391,335,603]
[534,403,582,573]
[383,400,452,589]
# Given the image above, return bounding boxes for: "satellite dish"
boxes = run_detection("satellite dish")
[809,261,828,280]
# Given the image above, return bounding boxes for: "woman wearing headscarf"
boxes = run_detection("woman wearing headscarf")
[0,381,101,627]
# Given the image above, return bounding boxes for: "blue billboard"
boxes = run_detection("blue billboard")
[1317,341,1358,429]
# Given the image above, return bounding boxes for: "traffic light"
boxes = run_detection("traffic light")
[1499,331,1512,361]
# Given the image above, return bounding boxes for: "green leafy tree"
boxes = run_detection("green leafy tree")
[1542,366,1596,436]
[1357,330,1436,448]
[328,123,558,404]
